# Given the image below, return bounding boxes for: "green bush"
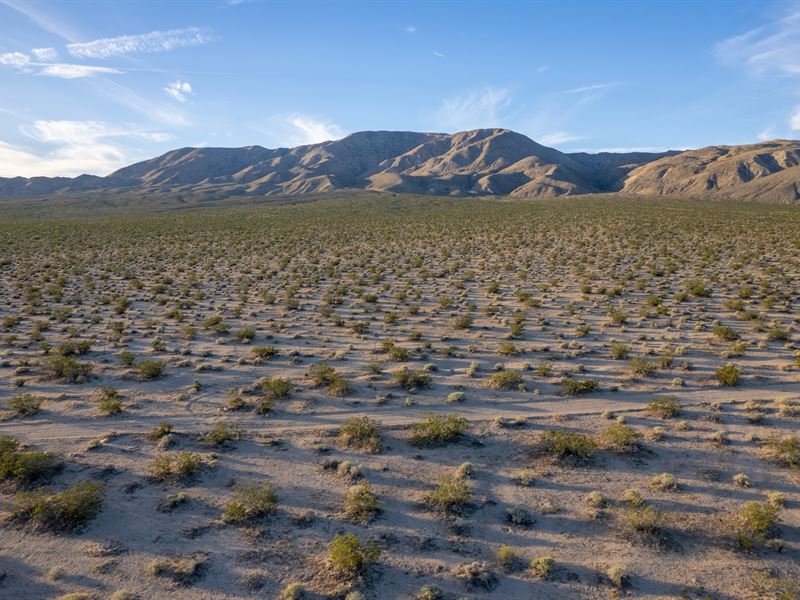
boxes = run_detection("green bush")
[713,325,740,341]
[599,422,642,453]
[610,342,629,359]
[252,345,278,360]
[262,377,291,399]
[620,503,662,537]
[487,369,522,390]
[8,394,43,416]
[152,451,203,481]
[201,421,240,446]
[733,501,780,549]
[410,413,469,447]
[343,480,380,523]
[338,416,382,453]
[716,363,741,386]
[761,435,800,468]
[393,367,432,390]
[540,430,596,459]
[223,481,277,522]
[43,355,92,383]
[646,396,681,419]
[98,388,122,416]
[426,473,471,513]
[0,435,57,484]
[118,350,136,367]
[562,378,598,395]
[138,359,166,380]
[8,481,103,532]
[328,533,379,576]
[629,357,657,377]
[309,362,351,396]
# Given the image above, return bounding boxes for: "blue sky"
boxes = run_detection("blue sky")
[0,0,799,177]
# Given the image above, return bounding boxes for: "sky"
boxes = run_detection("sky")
[1,0,799,177]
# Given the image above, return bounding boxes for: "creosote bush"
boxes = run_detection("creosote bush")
[646,396,681,419]
[8,481,103,532]
[0,435,57,484]
[328,532,379,576]
[426,472,471,513]
[562,378,598,395]
[540,430,596,459]
[137,359,166,380]
[599,422,642,453]
[410,413,469,447]
[223,480,277,522]
[393,367,432,390]
[343,480,380,523]
[8,393,43,416]
[338,416,382,453]
[716,363,741,386]
[731,501,780,549]
[152,451,204,481]
[487,369,522,390]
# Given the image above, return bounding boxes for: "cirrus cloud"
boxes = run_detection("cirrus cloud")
[67,26,216,59]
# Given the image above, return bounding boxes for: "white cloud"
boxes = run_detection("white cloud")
[433,51,445,58]
[285,114,346,145]
[436,86,511,131]
[537,131,582,146]
[561,82,623,94]
[405,26,416,33]
[0,119,170,177]
[164,80,193,102]
[38,63,122,78]
[715,11,800,76]
[67,26,215,59]
[31,47,59,62]
[791,108,800,130]
[0,52,30,67]
[536,65,551,73]
[757,126,776,140]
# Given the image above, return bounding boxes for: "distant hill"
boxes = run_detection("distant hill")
[1,129,799,202]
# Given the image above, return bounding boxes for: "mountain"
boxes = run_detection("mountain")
[1,129,799,203]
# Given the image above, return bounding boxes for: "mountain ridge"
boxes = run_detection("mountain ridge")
[2,128,799,203]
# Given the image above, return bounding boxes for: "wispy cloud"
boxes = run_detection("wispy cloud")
[31,47,59,62]
[405,25,416,34]
[715,11,800,76]
[39,64,122,78]
[0,119,168,177]
[436,86,512,131]
[164,80,193,102]
[433,51,445,58]
[0,52,30,68]
[67,26,215,59]
[791,108,800,130]
[0,0,81,42]
[285,114,346,145]
[537,131,582,146]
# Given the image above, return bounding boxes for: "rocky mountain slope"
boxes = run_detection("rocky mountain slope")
[1,129,799,202]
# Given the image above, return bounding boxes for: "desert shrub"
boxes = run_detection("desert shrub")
[8,481,103,532]
[117,350,136,367]
[620,503,662,537]
[382,340,410,361]
[252,345,278,360]
[608,308,627,325]
[55,340,92,356]
[495,544,516,568]
[761,435,800,468]
[0,435,57,484]
[282,583,304,600]
[452,315,473,330]
[201,421,240,446]
[562,378,598,395]
[202,315,228,333]
[393,367,431,390]
[145,554,207,584]
[610,341,629,359]
[97,388,122,416]
[146,421,173,441]
[497,341,519,356]
[599,423,642,453]
[426,473,471,513]
[713,325,740,341]
[530,556,555,579]
[262,377,291,399]
[338,416,382,453]
[487,369,522,389]
[506,505,535,526]
[309,362,351,396]
[152,451,203,481]
[732,501,780,549]
[343,480,380,523]
[8,393,43,416]
[410,413,469,446]
[416,585,443,600]
[452,561,497,589]
[137,359,165,380]
[351,320,370,334]
[716,363,741,386]
[234,328,256,342]
[648,473,678,492]
[540,430,596,459]
[646,395,681,419]
[328,533,379,576]
[629,357,657,377]
[43,354,92,383]
[223,481,277,522]
[766,328,790,341]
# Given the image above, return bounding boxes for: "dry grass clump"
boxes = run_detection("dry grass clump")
[646,395,681,419]
[452,561,497,590]
[760,435,799,468]
[145,554,208,584]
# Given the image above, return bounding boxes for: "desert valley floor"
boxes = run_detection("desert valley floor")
[0,195,798,599]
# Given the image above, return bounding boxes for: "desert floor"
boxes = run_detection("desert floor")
[0,195,798,600]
